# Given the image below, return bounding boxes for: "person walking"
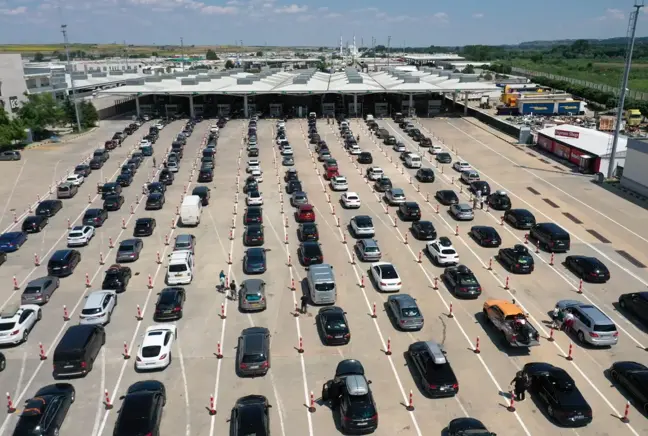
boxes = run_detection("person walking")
[219,270,226,290]
[300,294,308,314]
[152,156,157,168]
[510,371,529,401]
[563,309,575,332]
[229,279,237,300]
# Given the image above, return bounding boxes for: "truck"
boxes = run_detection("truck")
[482,299,540,348]
[625,109,642,127]
[179,195,202,227]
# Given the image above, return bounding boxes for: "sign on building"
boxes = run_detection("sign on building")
[555,129,579,139]
[9,96,19,113]
[269,104,283,118]
[374,103,388,117]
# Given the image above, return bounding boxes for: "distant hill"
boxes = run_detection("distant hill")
[518,36,648,48]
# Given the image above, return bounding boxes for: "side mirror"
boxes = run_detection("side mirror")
[119,396,126,400]
[267,404,272,408]
[367,380,372,384]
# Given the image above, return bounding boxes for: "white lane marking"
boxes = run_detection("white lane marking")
[451,118,648,246]
[376,120,640,436]
[13,351,26,403]
[0,158,27,230]
[177,342,191,436]
[300,121,423,436]
[91,347,106,436]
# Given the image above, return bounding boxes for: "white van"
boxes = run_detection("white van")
[340,121,349,129]
[307,264,336,304]
[180,195,202,226]
[405,153,422,168]
[366,114,374,122]
[166,250,195,285]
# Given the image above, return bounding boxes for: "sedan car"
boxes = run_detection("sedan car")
[102,264,132,293]
[154,287,186,321]
[79,290,117,325]
[330,176,349,191]
[67,225,95,246]
[354,238,382,262]
[618,292,648,326]
[296,204,315,222]
[21,276,60,305]
[298,222,319,242]
[608,361,648,415]
[230,395,271,436]
[237,327,271,377]
[147,182,166,194]
[504,209,536,230]
[357,152,373,164]
[0,231,28,252]
[453,161,471,172]
[436,190,459,206]
[449,203,474,221]
[564,255,610,283]
[103,194,125,211]
[470,180,491,196]
[291,191,308,207]
[470,226,502,247]
[22,215,48,233]
[239,279,267,312]
[370,262,402,292]
[35,200,62,217]
[243,248,267,274]
[286,180,302,194]
[443,265,482,299]
[447,417,495,436]
[385,188,406,205]
[416,168,435,183]
[522,362,592,427]
[113,381,166,436]
[145,192,166,210]
[411,220,437,240]
[135,325,177,371]
[436,152,452,164]
[298,241,323,266]
[398,202,421,221]
[116,173,133,187]
[74,164,91,177]
[374,177,393,193]
[387,294,424,331]
[488,190,512,210]
[134,218,156,237]
[116,238,144,262]
[0,304,41,345]
[12,384,75,436]
[341,192,361,209]
[246,190,263,206]
[174,234,196,254]
[366,166,384,181]
[159,169,175,185]
[243,224,265,246]
[318,307,351,345]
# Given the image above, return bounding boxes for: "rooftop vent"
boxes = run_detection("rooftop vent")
[439,71,452,77]
[109,70,123,76]
[175,71,190,78]
[180,77,197,85]
[459,75,479,83]
[292,77,309,84]
[403,76,420,84]
[236,78,254,85]
[145,76,163,82]
[126,78,146,86]
[195,75,211,82]
[71,73,88,80]
[91,72,107,78]
[347,76,363,84]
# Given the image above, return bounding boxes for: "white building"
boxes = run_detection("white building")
[621,138,648,197]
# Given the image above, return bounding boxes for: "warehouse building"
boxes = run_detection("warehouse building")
[621,139,648,197]
[536,125,627,176]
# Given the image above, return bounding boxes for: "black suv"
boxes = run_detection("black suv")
[83,208,108,227]
[416,168,435,183]
[411,220,436,240]
[530,223,571,253]
[113,381,166,436]
[498,244,535,274]
[357,152,373,164]
[407,340,458,398]
[103,194,124,211]
[158,170,174,185]
[134,218,156,237]
[198,168,214,182]
[47,249,81,277]
[398,202,421,221]
[102,264,132,293]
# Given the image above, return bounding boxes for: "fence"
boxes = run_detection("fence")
[511,67,648,102]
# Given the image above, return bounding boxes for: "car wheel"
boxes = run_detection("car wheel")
[610,369,619,382]
[578,331,586,343]
[22,330,29,343]
[37,309,42,321]
[53,428,59,436]
[70,390,75,403]
[547,405,554,418]
[619,299,626,309]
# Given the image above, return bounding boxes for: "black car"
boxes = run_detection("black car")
[121,164,136,176]
[243,224,264,246]
[101,183,122,200]
[609,361,648,415]
[436,190,459,205]
[504,209,536,230]
[498,244,534,274]
[22,215,48,233]
[469,226,502,247]
[436,152,452,164]
[102,264,132,293]
[447,417,495,436]
[530,222,571,253]
[487,191,512,211]
[416,168,435,183]
[12,383,75,436]
[618,292,648,326]
[74,164,91,177]
[564,255,610,283]
[146,193,165,210]
[299,241,323,266]
[248,148,259,157]
[522,363,592,427]
[0,352,5,371]
[374,177,392,192]
[89,158,104,169]
[192,186,211,206]
[154,287,186,321]
[47,249,81,277]
[470,181,491,196]
[158,170,174,185]
[82,208,108,227]
[298,222,319,242]
[230,395,271,436]
[113,381,166,436]
[243,180,258,194]
[103,194,125,211]
[419,137,432,147]
[35,200,63,217]
[407,340,458,398]
[411,220,437,240]
[198,168,213,182]
[442,265,482,299]
[398,202,421,221]
[284,169,299,183]
[116,173,133,187]
[286,180,302,194]
[357,152,373,164]
[318,307,351,345]
[147,182,166,194]
[134,218,156,237]
[244,207,263,225]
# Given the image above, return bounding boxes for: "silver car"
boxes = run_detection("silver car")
[116,238,144,262]
[387,294,424,331]
[556,299,618,347]
[449,203,475,221]
[354,239,382,262]
[239,279,267,312]
[174,234,196,254]
[291,191,309,207]
[21,276,60,305]
[79,290,117,325]
[385,188,406,206]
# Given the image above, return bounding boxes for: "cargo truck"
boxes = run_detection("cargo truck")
[625,109,642,127]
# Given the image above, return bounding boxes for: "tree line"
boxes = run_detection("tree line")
[0,93,98,147]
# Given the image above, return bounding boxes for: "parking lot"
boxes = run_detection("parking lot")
[0,113,647,436]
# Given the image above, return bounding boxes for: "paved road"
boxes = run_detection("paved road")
[0,115,646,435]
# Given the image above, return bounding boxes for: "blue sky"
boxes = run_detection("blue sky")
[0,0,645,46]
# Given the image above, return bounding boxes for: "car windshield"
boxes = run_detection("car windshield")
[23,286,41,294]
[248,252,264,262]
[315,282,334,291]
[82,307,102,315]
[380,265,398,279]
[348,395,375,418]
[325,315,347,331]
[458,274,478,285]
[303,245,320,256]
[401,307,421,317]
[169,264,187,273]
[356,218,372,227]
[242,352,266,363]
[69,232,84,238]
[119,245,135,252]
[440,249,457,255]
[517,256,532,264]
[141,346,161,358]
[363,245,378,252]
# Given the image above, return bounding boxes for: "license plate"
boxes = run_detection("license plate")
[357,422,367,426]
[0,333,7,336]
[64,365,74,368]
[175,273,182,277]
[250,365,259,369]
[335,335,343,339]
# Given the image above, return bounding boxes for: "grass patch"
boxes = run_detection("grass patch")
[0,43,261,56]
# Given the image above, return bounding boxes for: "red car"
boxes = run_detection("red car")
[324,167,339,180]
[296,204,316,222]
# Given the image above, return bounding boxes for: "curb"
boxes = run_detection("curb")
[25,126,99,150]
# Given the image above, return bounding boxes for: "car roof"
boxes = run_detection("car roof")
[175,234,194,243]
[121,239,140,245]
[136,218,153,224]
[336,359,365,377]
[242,279,264,293]
[51,249,73,261]
[247,247,265,255]
[26,276,52,287]
[390,188,404,194]
[536,222,569,236]
[388,293,417,308]
[345,375,369,396]
[361,238,379,248]
[86,290,114,308]
[486,299,524,317]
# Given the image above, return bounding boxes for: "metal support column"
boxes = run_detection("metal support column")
[452,92,457,109]
[409,93,414,116]
[189,95,195,118]
[353,94,358,117]
[464,93,469,115]
[135,95,141,118]
[243,95,249,118]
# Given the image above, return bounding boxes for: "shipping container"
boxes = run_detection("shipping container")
[598,116,616,131]
[557,101,583,115]
[519,102,555,115]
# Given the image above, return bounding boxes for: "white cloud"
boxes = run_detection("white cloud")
[325,12,341,18]
[433,12,448,21]
[472,12,484,19]
[202,5,237,14]
[317,6,327,12]
[226,0,240,4]
[606,8,624,19]
[274,3,307,13]
[0,6,26,14]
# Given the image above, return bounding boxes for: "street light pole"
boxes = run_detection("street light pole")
[387,36,391,68]
[61,24,82,132]
[180,37,185,71]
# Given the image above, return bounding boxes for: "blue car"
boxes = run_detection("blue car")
[0,231,28,252]
[243,248,267,274]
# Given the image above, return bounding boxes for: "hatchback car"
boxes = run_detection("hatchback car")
[22,215,48,233]
[174,234,196,254]
[21,276,60,305]
[282,156,295,166]
[102,264,131,293]
[146,192,166,210]
[443,265,482,299]
[116,239,144,262]
[244,224,264,246]
[116,173,133,187]
[35,200,63,217]
[449,203,474,221]
[318,307,351,345]
[239,279,267,312]
[398,202,421,221]
[296,204,315,222]
[47,249,81,277]
[244,206,263,225]
[230,395,272,436]
[159,169,174,185]
[436,190,459,206]
[416,168,435,183]
[246,190,263,206]
[298,223,319,242]
[147,182,166,194]
[564,256,610,283]
[357,152,373,164]
[192,186,211,206]
[243,248,267,274]
[370,262,402,292]
[436,152,452,164]
[286,180,302,194]
[470,226,502,247]
[291,191,308,207]
[79,290,117,325]
[154,287,186,321]
[12,384,75,435]
[298,241,323,266]
[388,294,424,331]
[134,218,156,237]
[237,327,271,377]
[385,188,406,206]
[198,168,214,182]
[103,194,125,211]
[411,220,437,240]
[82,208,108,227]
[470,180,491,196]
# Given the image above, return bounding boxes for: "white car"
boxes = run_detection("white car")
[247,190,263,205]
[350,215,375,237]
[210,125,220,133]
[280,147,294,156]
[155,122,165,130]
[139,139,151,148]
[0,303,41,345]
[79,290,117,325]
[341,192,361,209]
[349,144,361,155]
[167,161,179,173]
[66,174,84,186]
[247,160,261,173]
[460,170,480,184]
[430,145,443,154]
[453,161,471,172]
[426,237,460,265]
[67,225,95,247]
[370,262,402,292]
[135,324,177,371]
[277,138,288,146]
[251,168,263,182]
[366,167,384,181]
[330,176,349,191]
[142,114,151,121]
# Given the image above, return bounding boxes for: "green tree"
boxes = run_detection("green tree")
[483,72,493,81]
[224,60,235,69]
[79,101,98,129]
[461,65,475,74]
[17,93,65,135]
[256,51,263,57]
[206,49,219,60]
[33,52,45,62]
[0,107,26,146]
